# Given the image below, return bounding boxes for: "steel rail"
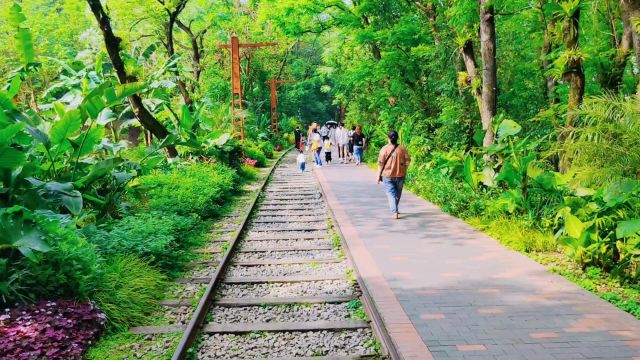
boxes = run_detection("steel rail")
[314,170,400,360]
[171,148,291,360]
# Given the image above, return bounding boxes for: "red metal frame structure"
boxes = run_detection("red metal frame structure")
[268,78,294,135]
[219,35,277,140]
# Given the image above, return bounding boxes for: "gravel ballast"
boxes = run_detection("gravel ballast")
[198,329,375,359]
[226,262,347,277]
[239,239,332,250]
[244,230,331,239]
[210,303,354,324]
[233,249,341,261]
[216,280,358,298]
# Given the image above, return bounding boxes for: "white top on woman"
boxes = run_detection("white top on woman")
[336,127,349,145]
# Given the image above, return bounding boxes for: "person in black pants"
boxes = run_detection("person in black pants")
[294,127,302,149]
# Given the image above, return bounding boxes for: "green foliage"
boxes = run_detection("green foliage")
[84,212,199,274]
[85,332,180,360]
[555,180,640,280]
[407,165,488,219]
[93,255,167,332]
[563,94,640,186]
[258,141,275,159]
[6,212,100,305]
[469,217,556,253]
[244,147,267,167]
[346,299,368,321]
[135,163,238,218]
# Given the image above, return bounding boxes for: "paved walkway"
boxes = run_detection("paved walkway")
[314,162,640,360]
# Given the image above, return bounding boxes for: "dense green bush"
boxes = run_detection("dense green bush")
[84,212,198,274]
[93,255,167,332]
[4,211,101,305]
[407,167,488,219]
[468,217,556,253]
[135,163,238,217]
[556,180,640,281]
[259,141,275,159]
[244,147,267,167]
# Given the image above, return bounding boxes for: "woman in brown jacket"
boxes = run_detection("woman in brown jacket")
[376,130,411,219]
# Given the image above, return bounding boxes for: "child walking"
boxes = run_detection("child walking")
[324,137,333,164]
[296,149,306,173]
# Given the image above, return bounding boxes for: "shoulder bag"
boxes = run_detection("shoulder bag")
[378,145,399,182]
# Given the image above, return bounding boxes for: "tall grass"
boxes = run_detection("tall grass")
[94,255,167,332]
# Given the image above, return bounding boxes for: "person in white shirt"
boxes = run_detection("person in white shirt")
[335,123,349,163]
[296,149,306,173]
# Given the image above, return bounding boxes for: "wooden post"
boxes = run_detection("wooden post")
[230,36,243,139]
[219,36,278,140]
[267,79,294,136]
[269,78,278,135]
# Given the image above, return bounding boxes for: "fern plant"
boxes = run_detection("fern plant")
[561,94,640,186]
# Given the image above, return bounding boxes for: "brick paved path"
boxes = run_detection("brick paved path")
[314,162,640,360]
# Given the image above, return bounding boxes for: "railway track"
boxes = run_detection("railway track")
[131,150,386,359]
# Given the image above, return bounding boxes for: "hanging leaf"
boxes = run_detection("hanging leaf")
[497,119,522,139]
[616,219,640,239]
[0,212,50,261]
[0,147,26,169]
[75,158,119,187]
[462,155,478,191]
[50,109,82,143]
[215,133,231,147]
[495,161,521,187]
[74,126,105,157]
[96,108,115,125]
[29,180,83,215]
[9,4,35,65]
[180,104,195,131]
[565,213,585,239]
[0,123,26,146]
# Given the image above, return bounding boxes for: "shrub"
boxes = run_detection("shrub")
[135,163,238,217]
[93,255,167,332]
[407,167,487,219]
[259,141,275,159]
[556,180,640,280]
[84,212,198,274]
[238,164,259,181]
[5,212,101,305]
[0,300,106,360]
[468,217,557,253]
[244,147,267,167]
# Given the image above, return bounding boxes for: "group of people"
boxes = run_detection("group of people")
[293,122,366,168]
[294,123,411,220]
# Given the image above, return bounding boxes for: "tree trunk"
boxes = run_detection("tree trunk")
[623,0,640,94]
[415,1,441,45]
[538,0,558,104]
[162,2,193,108]
[558,7,584,172]
[362,15,382,61]
[175,19,205,92]
[460,39,482,102]
[86,0,178,158]
[479,0,497,146]
[601,0,633,91]
[542,21,559,103]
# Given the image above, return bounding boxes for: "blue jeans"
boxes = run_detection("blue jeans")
[383,177,405,214]
[299,162,305,172]
[354,146,363,163]
[314,149,323,165]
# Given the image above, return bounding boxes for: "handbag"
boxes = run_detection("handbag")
[378,144,399,182]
